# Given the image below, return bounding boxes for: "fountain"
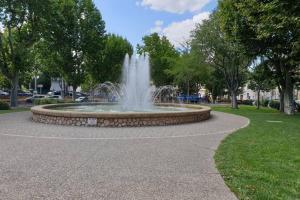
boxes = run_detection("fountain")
[122,53,152,111]
[31,54,211,127]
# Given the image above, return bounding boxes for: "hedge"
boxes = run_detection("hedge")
[239,99,254,106]
[33,98,76,105]
[0,100,10,110]
[269,100,280,110]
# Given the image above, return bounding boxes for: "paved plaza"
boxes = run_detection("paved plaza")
[0,111,248,200]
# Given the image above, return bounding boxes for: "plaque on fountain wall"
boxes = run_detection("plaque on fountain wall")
[88,118,97,126]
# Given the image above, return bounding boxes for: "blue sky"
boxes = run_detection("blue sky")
[95,0,218,48]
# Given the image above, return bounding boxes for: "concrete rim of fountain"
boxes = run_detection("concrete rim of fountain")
[31,103,211,127]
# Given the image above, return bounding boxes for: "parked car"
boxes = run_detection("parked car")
[25,95,46,103]
[47,95,63,100]
[18,90,32,96]
[75,96,88,103]
[0,90,9,96]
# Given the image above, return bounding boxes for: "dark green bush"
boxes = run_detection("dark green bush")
[0,100,10,110]
[269,100,280,110]
[240,99,254,106]
[34,98,75,105]
[262,99,270,107]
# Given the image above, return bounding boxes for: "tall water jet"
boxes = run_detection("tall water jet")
[121,53,152,111]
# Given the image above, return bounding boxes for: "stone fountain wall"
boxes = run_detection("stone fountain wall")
[31,103,211,127]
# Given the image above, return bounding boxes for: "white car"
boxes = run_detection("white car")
[0,90,9,96]
[47,95,63,100]
[75,96,88,102]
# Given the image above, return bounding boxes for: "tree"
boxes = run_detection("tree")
[191,12,249,109]
[218,0,300,114]
[92,34,133,83]
[137,33,179,86]
[0,0,48,106]
[167,51,210,96]
[42,0,106,100]
[0,73,10,89]
[248,60,275,109]
[205,68,226,104]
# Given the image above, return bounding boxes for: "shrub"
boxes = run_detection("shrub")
[0,100,10,110]
[269,100,280,110]
[262,99,270,107]
[34,98,76,105]
[240,99,254,106]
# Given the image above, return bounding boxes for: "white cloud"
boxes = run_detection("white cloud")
[150,12,210,48]
[139,0,211,14]
[155,20,164,26]
[150,20,164,33]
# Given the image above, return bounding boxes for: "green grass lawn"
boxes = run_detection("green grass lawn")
[214,106,300,200]
[0,107,30,115]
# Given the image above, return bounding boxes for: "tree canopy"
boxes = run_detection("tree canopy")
[218,0,300,114]
[137,33,179,86]
[191,12,249,108]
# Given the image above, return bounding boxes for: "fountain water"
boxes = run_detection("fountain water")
[121,53,152,111]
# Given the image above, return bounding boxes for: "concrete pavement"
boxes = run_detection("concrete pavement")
[0,111,249,200]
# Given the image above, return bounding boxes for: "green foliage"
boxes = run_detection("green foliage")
[0,100,10,110]
[248,61,276,109]
[137,33,179,86]
[167,51,210,94]
[248,61,275,93]
[262,99,270,107]
[0,0,48,106]
[239,99,254,106]
[96,34,133,83]
[0,74,10,89]
[191,12,249,108]
[205,68,226,103]
[42,0,106,95]
[33,98,74,105]
[218,0,300,114]
[269,100,280,110]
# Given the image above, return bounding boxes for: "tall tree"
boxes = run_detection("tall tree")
[137,33,179,86]
[0,0,48,106]
[191,13,249,109]
[205,68,226,104]
[92,34,133,83]
[248,60,276,109]
[42,0,106,100]
[167,51,210,96]
[218,0,300,114]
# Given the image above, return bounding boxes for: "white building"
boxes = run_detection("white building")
[239,84,298,101]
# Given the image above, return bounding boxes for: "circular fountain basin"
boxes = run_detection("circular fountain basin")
[31,103,211,127]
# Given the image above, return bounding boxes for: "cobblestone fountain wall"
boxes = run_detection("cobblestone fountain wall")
[31,104,211,127]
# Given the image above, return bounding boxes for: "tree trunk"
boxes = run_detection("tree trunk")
[72,85,77,101]
[212,96,216,104]
[231,91,238,109]
[187,80,190,104]
[257,90,260,109]
[283,76,294,115]
[279,91,284,112]
[10,73,19,107]
[90,86,95,102]
[61,78,65,99]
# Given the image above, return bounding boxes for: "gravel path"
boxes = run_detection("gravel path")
[0,111,249,200]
